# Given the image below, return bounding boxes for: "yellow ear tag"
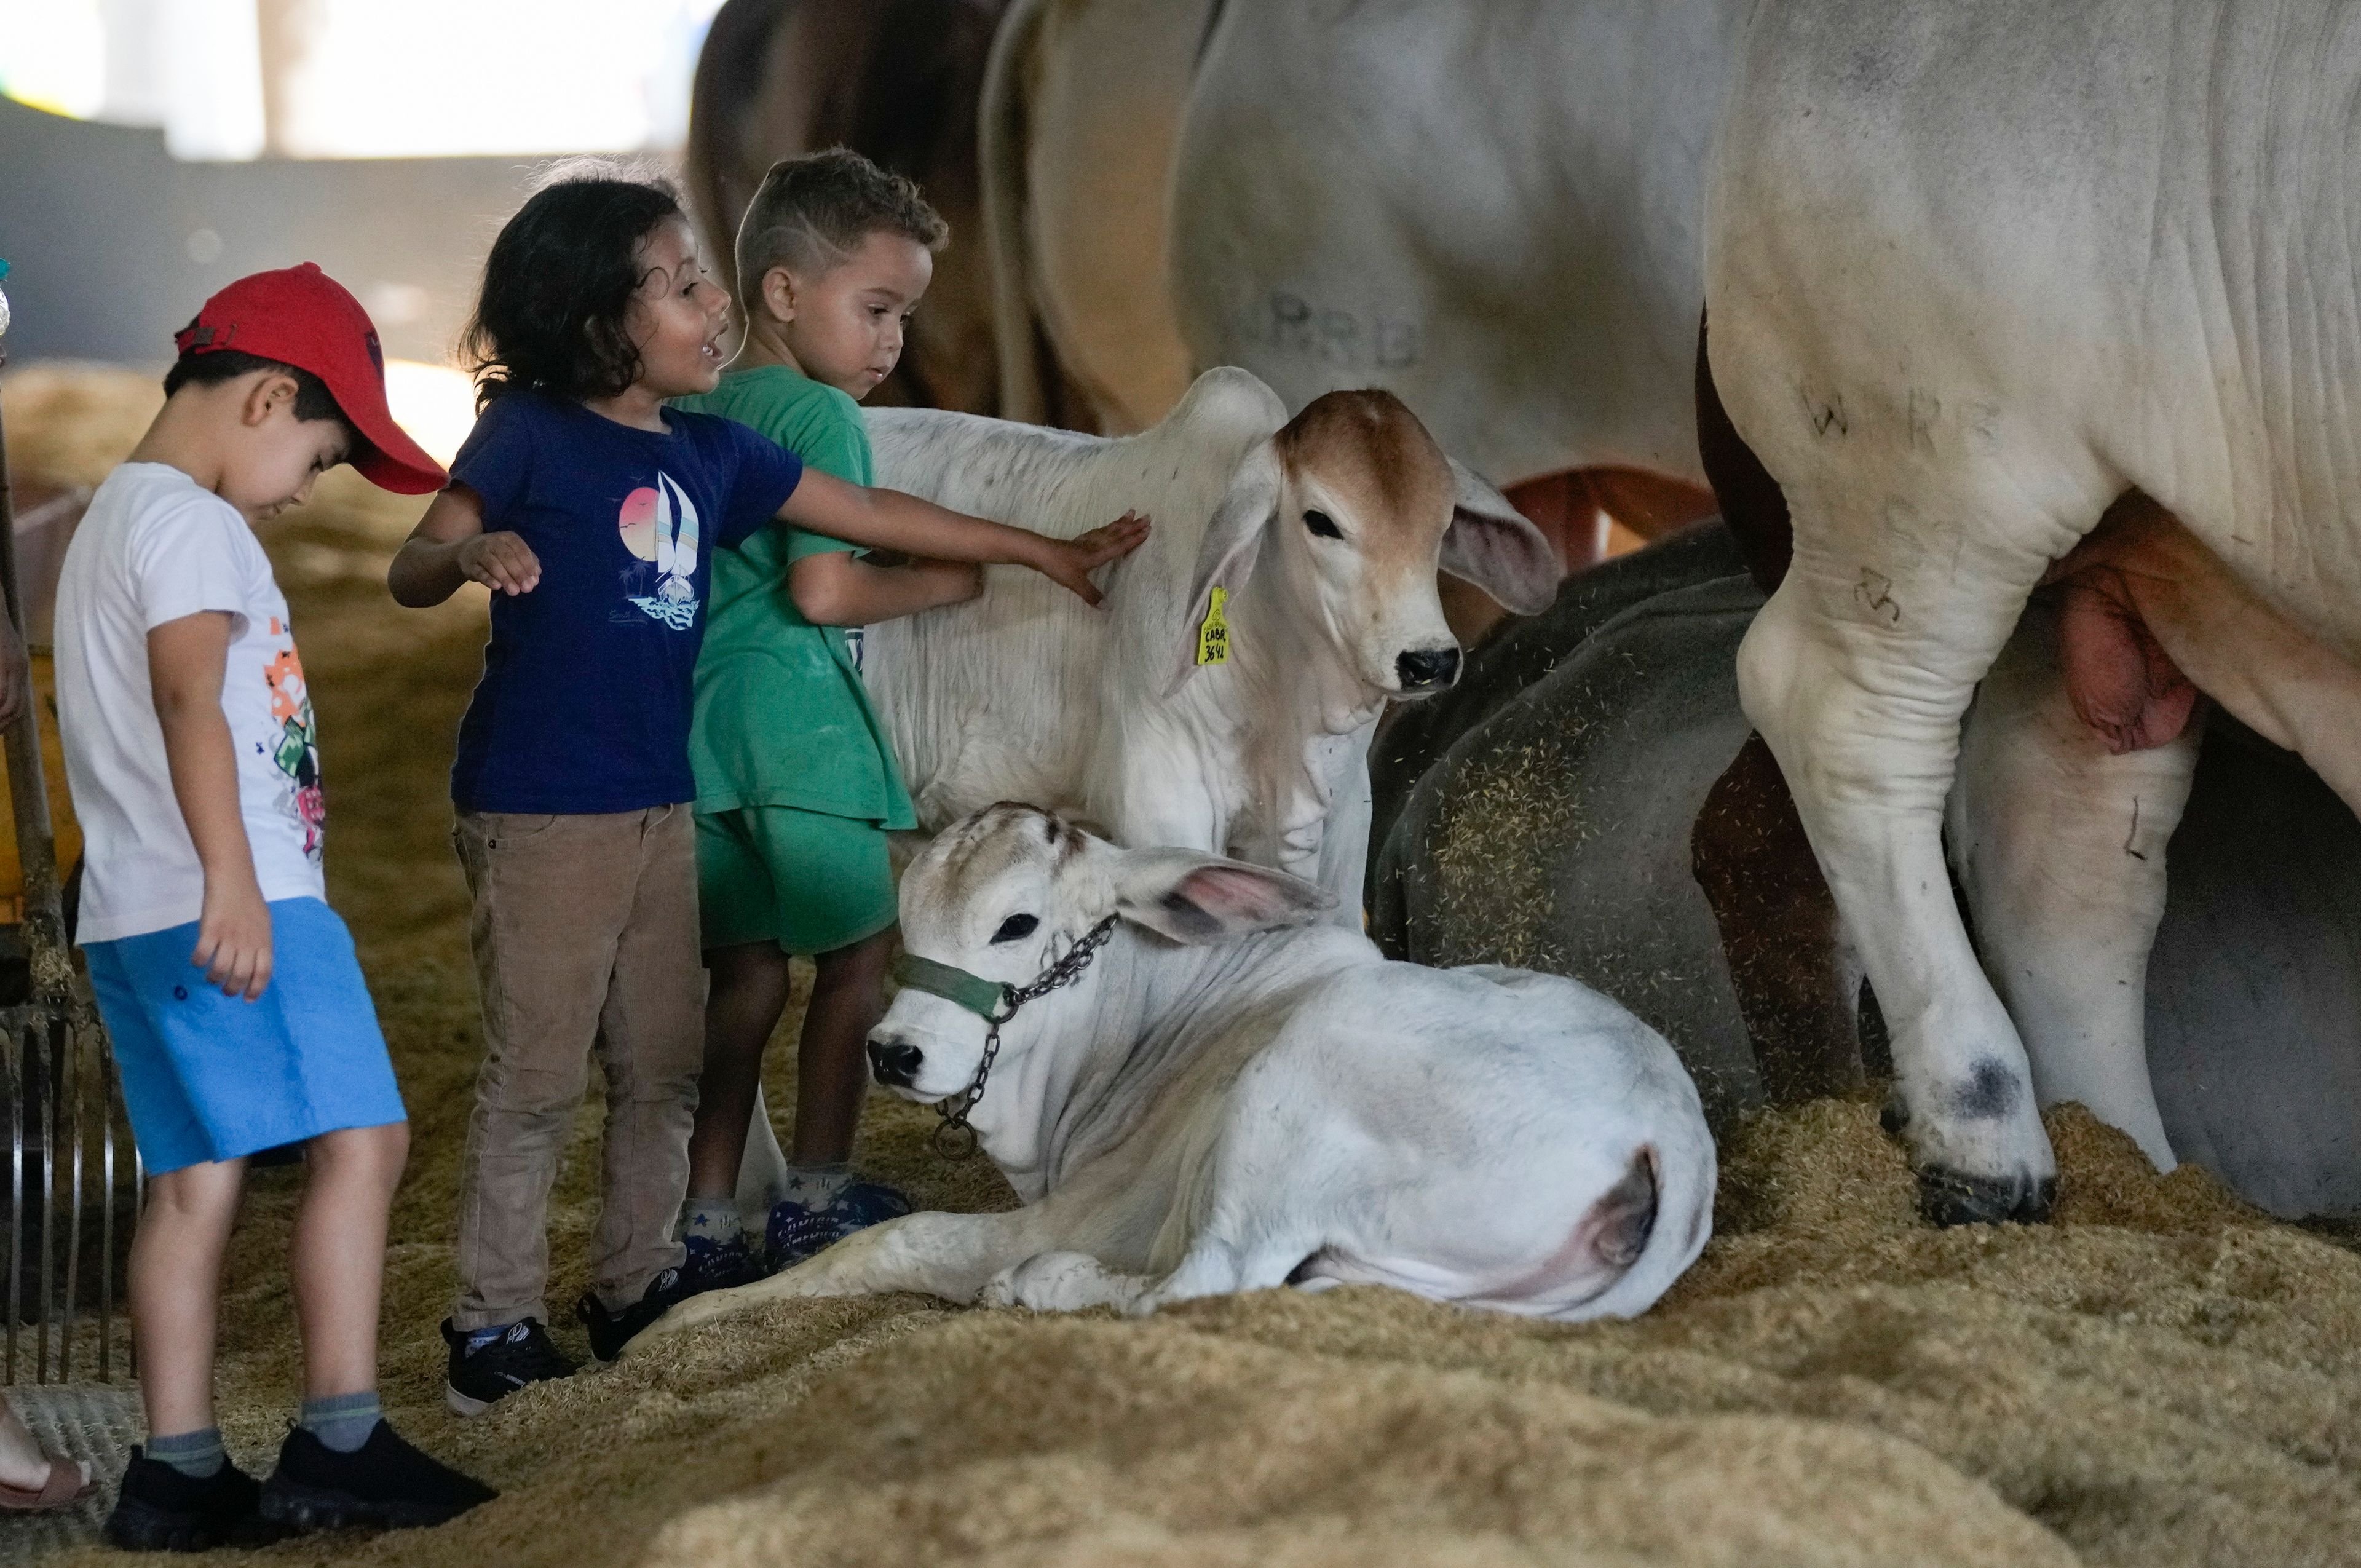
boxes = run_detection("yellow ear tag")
[1195,586,1231,666]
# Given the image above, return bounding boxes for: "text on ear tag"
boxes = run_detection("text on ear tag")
[1196,587,1231,666]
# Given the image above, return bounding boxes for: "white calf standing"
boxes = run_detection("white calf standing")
[647,803,1713,1342]
[862,366,1558,916]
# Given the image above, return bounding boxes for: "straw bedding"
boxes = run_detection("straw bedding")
[10,365,2360,1568]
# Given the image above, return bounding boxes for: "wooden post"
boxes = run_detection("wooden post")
[0,266,70,1010]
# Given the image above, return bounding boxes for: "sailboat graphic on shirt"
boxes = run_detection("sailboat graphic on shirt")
[617,473,702,630]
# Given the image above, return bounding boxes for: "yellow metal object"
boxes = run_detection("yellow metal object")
[1195,587,1230,667]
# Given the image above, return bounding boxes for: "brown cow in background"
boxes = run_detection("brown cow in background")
[686,0,1010,414]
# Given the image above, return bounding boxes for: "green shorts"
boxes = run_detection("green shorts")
[695,804,897,956]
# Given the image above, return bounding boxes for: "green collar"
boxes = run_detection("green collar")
[892,952,1009,1020]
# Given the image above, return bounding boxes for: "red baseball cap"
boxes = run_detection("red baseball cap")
[173,263,447,496]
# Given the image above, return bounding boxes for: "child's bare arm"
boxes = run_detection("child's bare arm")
[387,485,542,606]
[780,470,1148,608]
[149,612,271,1000]
[788,554,982,626]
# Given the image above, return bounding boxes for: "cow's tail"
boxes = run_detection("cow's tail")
[980,0,1052,426]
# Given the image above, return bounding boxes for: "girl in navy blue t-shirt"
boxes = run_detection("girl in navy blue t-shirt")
[387,168,1144,1410]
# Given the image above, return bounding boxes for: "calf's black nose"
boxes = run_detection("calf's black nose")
[1396,645,1461,691]
[868,1037,923,1087]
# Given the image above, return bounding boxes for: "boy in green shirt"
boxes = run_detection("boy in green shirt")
[674,151,1136,1277]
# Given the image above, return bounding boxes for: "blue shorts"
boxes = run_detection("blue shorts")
[84,897,406,1174]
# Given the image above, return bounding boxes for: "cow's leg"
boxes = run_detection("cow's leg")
[1949,608,2199,1171]
[1115,1158,1318,1315]
[1310,723,1376,925]
[979,1227,1315,1317]
[979,1250,1157,1312]
[1739,511,2061,1224]
[1695,311,1792,596]
[1690,732,1865,1104]
[1122,1233,1310,1316]
[630,1206,1054,1350]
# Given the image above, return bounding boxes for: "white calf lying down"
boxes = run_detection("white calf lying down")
[646,804,1714,1342]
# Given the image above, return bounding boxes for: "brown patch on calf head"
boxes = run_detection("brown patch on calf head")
[1273,390,1457,572]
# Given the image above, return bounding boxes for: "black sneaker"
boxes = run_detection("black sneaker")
[442,1316,579,1416]
[103,1450,275,1551]
[574,1266,695,1362]
[261,1421,496,1532]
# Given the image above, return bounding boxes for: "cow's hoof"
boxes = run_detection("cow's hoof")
[1915,1165,2057,1227]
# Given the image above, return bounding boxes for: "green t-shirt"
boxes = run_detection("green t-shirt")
[673,364,916,828]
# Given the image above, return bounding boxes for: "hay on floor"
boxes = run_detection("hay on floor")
[9,363,2360,1568]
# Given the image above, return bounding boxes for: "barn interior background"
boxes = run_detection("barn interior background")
[2,3,2360,1566]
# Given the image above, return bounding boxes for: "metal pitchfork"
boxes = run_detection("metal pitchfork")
[0,259,138,1387]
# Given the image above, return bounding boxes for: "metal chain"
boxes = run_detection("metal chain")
[930,914,1121,1160]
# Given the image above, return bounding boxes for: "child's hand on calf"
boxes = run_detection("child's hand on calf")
[457,531,542,596]
[193,876,274,1000]
[1035,510,1150,609]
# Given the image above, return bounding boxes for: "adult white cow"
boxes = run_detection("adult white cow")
[861,365,1557,913]
[1705,0,2361,1222]
[647,803,1712,1337]
[979,0,1210,434]
[1168,0,1738,570]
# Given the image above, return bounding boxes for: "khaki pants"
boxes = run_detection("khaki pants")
[449,806,702,1330]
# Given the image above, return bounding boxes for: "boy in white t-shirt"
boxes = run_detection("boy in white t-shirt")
[53,265,492,1550]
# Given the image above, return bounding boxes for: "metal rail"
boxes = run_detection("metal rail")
[0,259,135,1386]
[3,1007,133,1385]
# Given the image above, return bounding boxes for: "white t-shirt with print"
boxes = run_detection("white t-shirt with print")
[55,462,327,944]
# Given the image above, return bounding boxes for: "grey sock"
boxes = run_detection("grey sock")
[780,1163,852,1207]
[299,1390,382,1454]
[146,1427,226,1479]
[681,1199,740,1240]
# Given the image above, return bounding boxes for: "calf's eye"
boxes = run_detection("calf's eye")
[991,914,1040,944]
[1303,509,1342,539]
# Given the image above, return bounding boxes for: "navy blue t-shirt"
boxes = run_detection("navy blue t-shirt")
[447,392,803,813]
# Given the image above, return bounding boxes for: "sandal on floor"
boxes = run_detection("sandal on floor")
[0,1455,96,1513]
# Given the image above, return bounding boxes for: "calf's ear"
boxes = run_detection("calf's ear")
[1112,847,1335,944]
[1440,461,1560,616]
[1166,438,1282,696]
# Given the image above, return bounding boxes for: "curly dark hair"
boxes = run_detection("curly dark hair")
[462,167,688,411]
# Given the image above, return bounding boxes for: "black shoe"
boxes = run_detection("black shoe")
[261,1421,496,1532]
[574,1265,693,1362]
[103,1450,274,1551]
[442,1316,579,1417]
